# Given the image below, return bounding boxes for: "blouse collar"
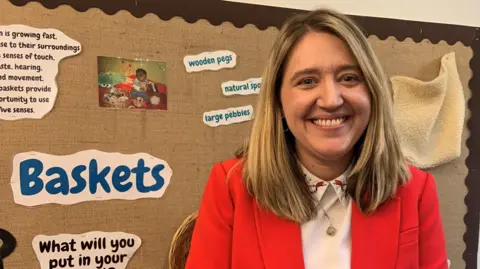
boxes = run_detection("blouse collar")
[301,163,352,208]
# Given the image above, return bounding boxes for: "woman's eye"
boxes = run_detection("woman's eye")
[340,74,363,85]
[298,78,316,85]
[342,75,357,82]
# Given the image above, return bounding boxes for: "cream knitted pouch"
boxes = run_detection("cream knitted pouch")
[391,52,465,169]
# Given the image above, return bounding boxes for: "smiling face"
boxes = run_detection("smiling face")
[280,31,371,170]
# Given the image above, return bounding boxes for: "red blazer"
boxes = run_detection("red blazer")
[186,158,448,269]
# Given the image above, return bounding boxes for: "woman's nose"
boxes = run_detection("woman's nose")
[315,79,344,110]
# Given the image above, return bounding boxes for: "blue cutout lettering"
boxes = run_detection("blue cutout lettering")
[15,155,170,201]
[132,159,151,193]
[150,164,166,191]
[112,165,132,192]
[88,159,111,194]
[45,167,69,195]
[19,158,44,196]
[70,165,87,194]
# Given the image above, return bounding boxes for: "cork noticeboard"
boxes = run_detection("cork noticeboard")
[1,0,479,268]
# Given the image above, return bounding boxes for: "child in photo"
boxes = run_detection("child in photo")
[132,68,149,99]
[132,68,157,100]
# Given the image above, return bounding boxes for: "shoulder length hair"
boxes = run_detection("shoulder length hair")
[237,8,411,223]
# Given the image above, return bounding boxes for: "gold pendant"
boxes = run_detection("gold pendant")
[326,226,337,236]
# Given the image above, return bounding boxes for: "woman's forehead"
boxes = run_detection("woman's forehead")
[283,32,358,75]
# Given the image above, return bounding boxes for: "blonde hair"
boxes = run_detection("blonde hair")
[237,8,410,223]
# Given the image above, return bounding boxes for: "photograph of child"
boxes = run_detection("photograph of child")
[97,56,167,110]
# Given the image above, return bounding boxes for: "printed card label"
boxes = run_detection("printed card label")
[222,77,262,96]
[0,24,81,120]
[184,50,236,73]
[203,105,254,127]
[32,231,141,269]
[11,150,173,206]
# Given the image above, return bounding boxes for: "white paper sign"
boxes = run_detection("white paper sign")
[10,150,173,206]
[32,231,141,269]
[183,50,236,73]
[222,77,262,96]
[203,105,254,127]
[0,24,81,120]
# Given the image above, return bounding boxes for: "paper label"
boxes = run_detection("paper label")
[0,24,81,120]
[183,50,236,72]
[10,150,173,206]
[222,77,262,96]
[203,105,254,127]
[32,231,141,269]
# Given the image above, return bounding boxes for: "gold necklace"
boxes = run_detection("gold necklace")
[320,207,337,236]
[304,172,339,236]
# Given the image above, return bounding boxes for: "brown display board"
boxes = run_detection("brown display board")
[0,1,477,268]
[371,37,472,269]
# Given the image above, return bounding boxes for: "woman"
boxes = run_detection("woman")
[185,8,448,269]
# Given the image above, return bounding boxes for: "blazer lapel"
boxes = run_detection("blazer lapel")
[253,200,305,269]
[351,197,401,269]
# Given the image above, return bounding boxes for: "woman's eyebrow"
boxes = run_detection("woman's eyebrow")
[289,68,319,83]
[336,64,361,73]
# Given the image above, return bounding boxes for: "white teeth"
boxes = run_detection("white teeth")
[312,117,346,127]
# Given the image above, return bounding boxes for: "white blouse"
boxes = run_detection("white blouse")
[300,165,352,269]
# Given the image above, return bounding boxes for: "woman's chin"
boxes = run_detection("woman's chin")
[310,143,352,161]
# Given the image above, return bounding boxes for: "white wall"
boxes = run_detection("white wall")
[224,0,480,27]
